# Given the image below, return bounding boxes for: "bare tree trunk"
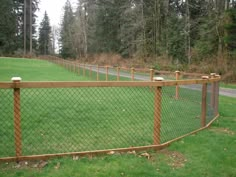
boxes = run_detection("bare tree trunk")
[141,0,146,58]
[24,0,26,55]
[165,0,169,56]
[83,4,88,58]
[185,0,191,65]
[29,0,32,56]
[225,0,230,10]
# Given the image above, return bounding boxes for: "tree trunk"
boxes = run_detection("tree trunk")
[165,0,170,56]
[29,0,32,56]
[141,0,146,58]
[186,0,191,65]
[24,0,26,55]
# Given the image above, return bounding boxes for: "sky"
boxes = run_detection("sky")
[36,0,77,28]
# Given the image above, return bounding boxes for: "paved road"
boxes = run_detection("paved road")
[219,88,236,98]
[82,64,236,98]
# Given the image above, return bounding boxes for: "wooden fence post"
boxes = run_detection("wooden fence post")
[106,66,109,81]
[97,65,99,81]
[90,65,92,78]
[117,67,120,81]
[175,71,180,99]
[201,76,208,127]
[150,69,154,81]
[74,62,76,73]
[210,73,216,110]
[78,63,80,75]
[153,77,164,145]
[83,64,86,76]
[131,67,135,81]
[214,75,220,116]
[12,77,22,160]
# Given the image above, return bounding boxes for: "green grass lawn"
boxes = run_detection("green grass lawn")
[220,82,236,89]
[0,57,235,177]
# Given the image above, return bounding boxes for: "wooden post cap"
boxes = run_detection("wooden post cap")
[210,73,216,78]
[175,71,180,73]
[153,77,164,81]
[11,77,22,81]
[201,76,209,79]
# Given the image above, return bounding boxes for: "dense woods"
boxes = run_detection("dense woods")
[0,0,39,55]
[0,0,236,79]
[59,0,236,63]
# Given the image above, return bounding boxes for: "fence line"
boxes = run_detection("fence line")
[0,73,220,162]
[38,56,206,81]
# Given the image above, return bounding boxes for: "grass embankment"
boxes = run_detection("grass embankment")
[0,58,235,177]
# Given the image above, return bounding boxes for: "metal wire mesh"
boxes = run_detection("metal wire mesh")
[0,89,14,158]
[0,80,219,159]
[20,87,154,155]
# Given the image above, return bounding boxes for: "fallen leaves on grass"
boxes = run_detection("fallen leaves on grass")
[73,155,79,160]
[107,151,115,155]
[37,160,48,168]
[140,152,151,159]
[54,162,60,170]
[127,150,136,155]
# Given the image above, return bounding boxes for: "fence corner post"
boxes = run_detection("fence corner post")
[153,77,164,145]
[150,69,154,81]
[201,76,208,127]
[11,77,22,160]
[214,74,220,116]
[175,71,180,99]
[210,73,216,110]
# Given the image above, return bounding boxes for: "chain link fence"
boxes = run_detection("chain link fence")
[0,75,220,161]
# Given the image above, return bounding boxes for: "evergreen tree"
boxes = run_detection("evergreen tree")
[225,7,236,57]
[0,0,17,54]
[59,0,76,58]
[38,11,52,55]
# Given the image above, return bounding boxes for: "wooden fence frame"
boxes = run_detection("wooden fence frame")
[0,75,220,162]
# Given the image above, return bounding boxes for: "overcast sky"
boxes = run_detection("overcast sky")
[36,0,77,28]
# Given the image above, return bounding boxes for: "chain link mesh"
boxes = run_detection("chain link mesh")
[0,81,219,158]
[0,57,220,159]
[0,89,14,158]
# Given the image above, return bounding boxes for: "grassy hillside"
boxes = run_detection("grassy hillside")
[0,57,235,177]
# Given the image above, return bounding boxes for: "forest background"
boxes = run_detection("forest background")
[0,0,236,82]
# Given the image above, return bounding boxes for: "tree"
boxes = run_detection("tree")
[59,0,76,58]
[0,0,17,55]
[38,11,52,55]
[225,7,236,57]
[20,0,39,54]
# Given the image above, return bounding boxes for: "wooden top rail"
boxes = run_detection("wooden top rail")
[0,78,220,89]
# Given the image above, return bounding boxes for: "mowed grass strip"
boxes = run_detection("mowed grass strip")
[0,58,89,81]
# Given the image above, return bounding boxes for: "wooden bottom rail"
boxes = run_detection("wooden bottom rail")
[0,144,168,162]
[0,114,220,162]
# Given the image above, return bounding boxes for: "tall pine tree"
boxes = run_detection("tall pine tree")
[59,0,75,58]
[38,11,52,55]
